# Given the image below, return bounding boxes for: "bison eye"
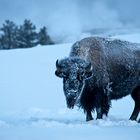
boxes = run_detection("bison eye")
[77,71,93,80]
[77,72,85,81]
[55,70,68,78]
[84,71,93,79]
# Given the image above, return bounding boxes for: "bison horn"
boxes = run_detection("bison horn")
[56,59,61,69]
[85,62,92,72]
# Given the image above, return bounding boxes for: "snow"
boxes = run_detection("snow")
[0,34,140,140]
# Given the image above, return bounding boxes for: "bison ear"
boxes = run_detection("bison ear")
[55,70,64,78]
[55,59,63,78]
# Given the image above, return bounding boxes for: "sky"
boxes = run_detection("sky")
[0,0,140,42]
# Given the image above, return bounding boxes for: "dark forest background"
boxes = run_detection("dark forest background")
[0,19,54,49]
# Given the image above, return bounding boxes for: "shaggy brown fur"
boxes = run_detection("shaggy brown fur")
[56,37,140,121]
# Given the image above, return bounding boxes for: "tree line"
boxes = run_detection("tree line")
[0,19,54,49]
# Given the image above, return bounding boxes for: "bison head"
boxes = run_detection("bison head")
[55,57,93,108]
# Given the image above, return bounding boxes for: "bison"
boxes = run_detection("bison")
[55,37,140,122]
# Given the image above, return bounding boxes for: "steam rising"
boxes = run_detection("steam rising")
[0,0,140,42]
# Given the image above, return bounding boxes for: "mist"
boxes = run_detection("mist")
[0,0,140,42]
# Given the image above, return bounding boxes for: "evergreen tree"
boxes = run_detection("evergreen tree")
[0,19,54,49]
[17,19,38,48]
[0,37,1,49]
[0,20,18,49]
[38,26,54,45]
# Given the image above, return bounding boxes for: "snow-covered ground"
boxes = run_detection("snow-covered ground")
[0,33,140,140]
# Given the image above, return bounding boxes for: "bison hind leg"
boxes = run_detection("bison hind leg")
[130,86,140,121]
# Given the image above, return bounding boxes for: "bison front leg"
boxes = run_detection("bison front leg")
[96,107,103,119]
[101,96,111,117]
[86,110,93,121]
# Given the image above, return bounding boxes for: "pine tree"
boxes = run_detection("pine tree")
[0,36,2,49]
[17,19,38,48]
[0,19,54,49]
[0,20,18,49]
[38,26,54,45]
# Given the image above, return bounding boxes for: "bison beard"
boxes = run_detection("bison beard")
[55,37,140,122]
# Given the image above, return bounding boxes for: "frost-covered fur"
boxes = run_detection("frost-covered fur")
[55,57,92,109]
[55,37,140,122]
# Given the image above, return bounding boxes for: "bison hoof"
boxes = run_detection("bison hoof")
[129,116,137,121]
[96,115,103,120]
[86,116,93,121]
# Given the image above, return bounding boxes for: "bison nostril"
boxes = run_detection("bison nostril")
[67,90,77,98]
[67,94,76,99]
[68,89,77,93]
